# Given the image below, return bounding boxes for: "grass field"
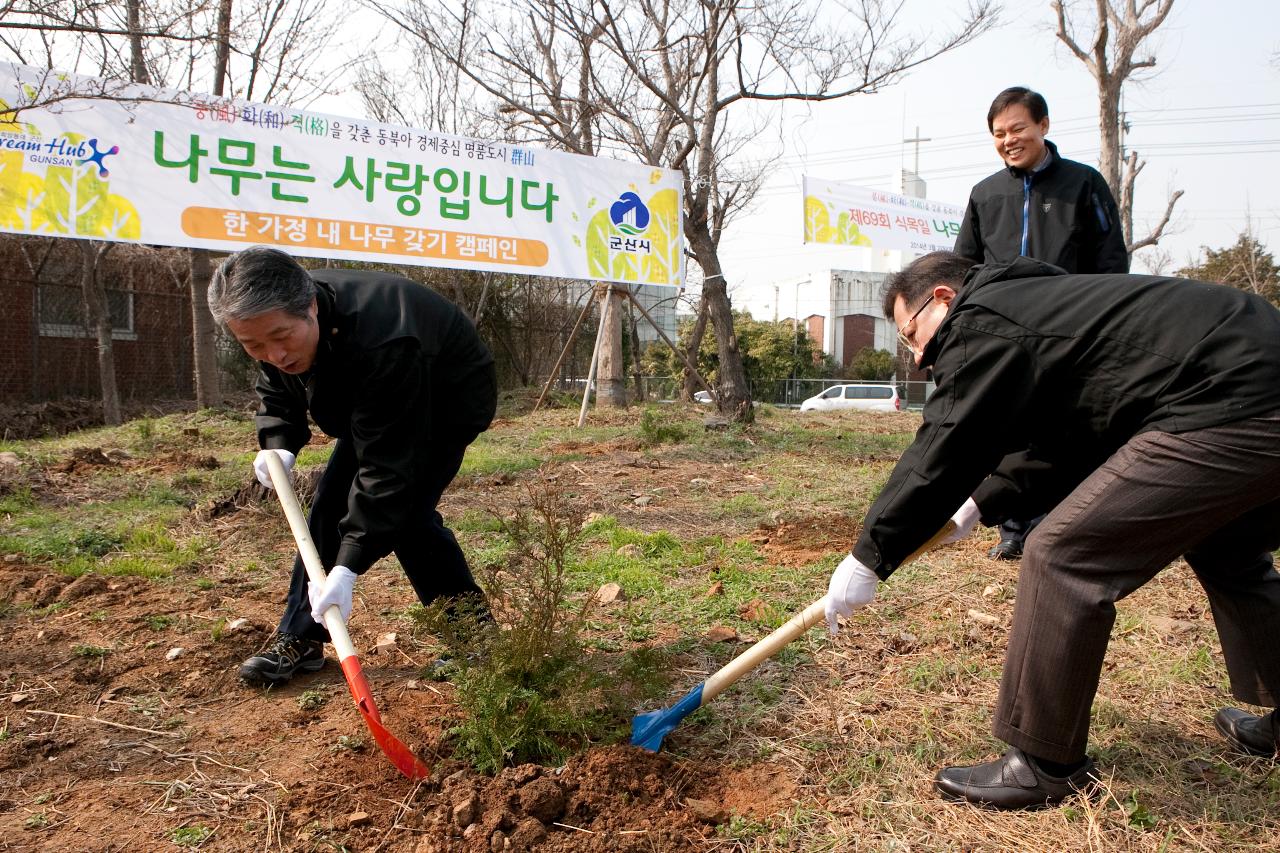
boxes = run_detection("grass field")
[0,400,1276,851]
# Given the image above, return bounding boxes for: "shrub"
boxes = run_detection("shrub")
[637,407,687,445]
[415,477,671,773]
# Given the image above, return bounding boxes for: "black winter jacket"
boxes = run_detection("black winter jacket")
[955,140,1128,274]
[852,259,1280,578]
[255,270,497,574]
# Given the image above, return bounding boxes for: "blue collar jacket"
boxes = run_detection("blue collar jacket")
[954,140,1129,274]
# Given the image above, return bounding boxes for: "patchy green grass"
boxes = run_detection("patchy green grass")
[4,403,1278,851]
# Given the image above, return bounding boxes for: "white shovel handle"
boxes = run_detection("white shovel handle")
[263,451,358,661]
[700,519,959,704]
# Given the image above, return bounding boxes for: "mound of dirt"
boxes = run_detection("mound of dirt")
[399,746,716,852]
[50,446,121,475]
[748,514,858,567]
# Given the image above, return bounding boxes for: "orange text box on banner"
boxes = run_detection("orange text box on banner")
[181,206,548,267]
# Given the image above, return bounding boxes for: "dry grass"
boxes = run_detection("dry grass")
[689,542,1280,851]
[3,403,1278,851]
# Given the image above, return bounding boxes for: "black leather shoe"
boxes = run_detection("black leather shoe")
[239,633,325,687]
[988,538,1023,560]
[935,748,1098,810]
[1215,708,1279,757]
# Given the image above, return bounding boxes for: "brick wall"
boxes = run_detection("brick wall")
[0,236,194,403]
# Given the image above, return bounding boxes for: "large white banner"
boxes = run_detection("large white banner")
[0,63,684,287]
[803,175,962,255]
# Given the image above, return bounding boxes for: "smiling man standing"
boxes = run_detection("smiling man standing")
[956,86,1127,275]
[209,246,497,687]
[954,86,1129,560]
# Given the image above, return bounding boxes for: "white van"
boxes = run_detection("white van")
[799,383,901,413]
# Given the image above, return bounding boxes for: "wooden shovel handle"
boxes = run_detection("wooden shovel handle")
[700,519,958,704]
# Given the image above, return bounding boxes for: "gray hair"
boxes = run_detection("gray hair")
[208,246,316,324]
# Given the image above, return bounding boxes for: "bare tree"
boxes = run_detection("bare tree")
[3,0,346,408]
[368,0,997,423]
[1053,0,1183,256]
[75,239,120,422]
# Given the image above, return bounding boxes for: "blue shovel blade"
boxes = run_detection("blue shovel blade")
[630,684,704,752]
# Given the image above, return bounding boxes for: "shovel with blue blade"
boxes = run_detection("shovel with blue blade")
[631,520,957,752]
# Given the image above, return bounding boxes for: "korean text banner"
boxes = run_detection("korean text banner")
[0,62,684,287]
[803,175,961,254]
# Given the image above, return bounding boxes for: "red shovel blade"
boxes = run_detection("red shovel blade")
[340,655,431,780]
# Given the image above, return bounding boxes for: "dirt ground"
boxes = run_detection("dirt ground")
[0,418,811,853]
[6,408,1277,852]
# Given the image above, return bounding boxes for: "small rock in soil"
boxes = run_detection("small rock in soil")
[507,818,547,848]
[518,778,566,823]
[165,647,185,661]
[966,609,1000,625]
[615,543,642,558]
[704,581,725,597]
[453,792,480,829]
[684,797,726,824]
[594,582,624,604]
[490,830,509,852]
[347,811,371,827]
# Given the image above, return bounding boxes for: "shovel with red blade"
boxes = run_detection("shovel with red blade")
[264,452,430,781]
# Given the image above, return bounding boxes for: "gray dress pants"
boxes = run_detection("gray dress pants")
[993,410,1280,763]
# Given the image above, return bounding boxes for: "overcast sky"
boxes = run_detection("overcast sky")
[306,1,1277,319]
[699,0,1279,318]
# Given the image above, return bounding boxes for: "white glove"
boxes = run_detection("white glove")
[825,553,879,635]
[253,449,296,490]
[940,497,982,545]
[309,565,357,624]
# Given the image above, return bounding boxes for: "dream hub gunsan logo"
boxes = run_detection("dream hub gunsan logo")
[609,191,650,235]
[78,138,120,178]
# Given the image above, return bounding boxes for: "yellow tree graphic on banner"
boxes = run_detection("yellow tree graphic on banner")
[804,194,871,247]
[578,171,682,285]
[0,100,141,238]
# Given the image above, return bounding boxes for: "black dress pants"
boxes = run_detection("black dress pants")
[277,438,482,643]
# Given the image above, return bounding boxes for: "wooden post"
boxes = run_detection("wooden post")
[577,287,609,428]
[596,284,626,408]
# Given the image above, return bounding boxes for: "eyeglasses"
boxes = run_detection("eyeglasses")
[896,294,935,352]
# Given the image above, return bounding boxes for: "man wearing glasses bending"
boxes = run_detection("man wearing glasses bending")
[826,251,1280,809]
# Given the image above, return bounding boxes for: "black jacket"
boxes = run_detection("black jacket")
[955,140,1128,274]
[852,259,1280,578]
[256,269,497,574]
